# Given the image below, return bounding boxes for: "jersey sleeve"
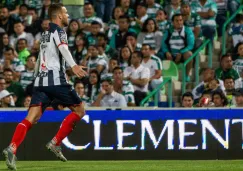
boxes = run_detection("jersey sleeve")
[53,29,68,48]
[141,67,150,79]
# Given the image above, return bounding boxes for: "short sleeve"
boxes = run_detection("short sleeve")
[53,29,68,48]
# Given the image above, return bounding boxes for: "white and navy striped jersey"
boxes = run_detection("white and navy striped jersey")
[34,23,69,87]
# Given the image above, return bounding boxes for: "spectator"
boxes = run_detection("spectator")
[124,51,150,106]
[97,32,118,60]
[130,2,148,33]
[79,2,104,34]
[228,14,243,48]
[101,57,119,80]
[192,68,224,100]
[141,44,163,101]
[215,0,227,40]
[215,54,242,89]
[0,77,15,106]
[71,33,87,64]
[74,81,91,107]
[93,78,127,107]
[164,0,181,21]
[40,0,52,20]
[81,44,108,75]
[18,4,29,25]
[125,32,142,52]
[95,0,115,23]
[16,38,30,64]
[228,0,240,17]
[34,19,50,42]
[156,9,169,33]
[0,7,17,35]
[181,92,194,108]
[23,0,43,17]
[212,90,228,107]
[0,90,15,107]
[9,21,34,50]
[86,70,101,104]
[146,0,162,19]
[66,19,81,49]
[120,0,135,19]
[137,18,163,53]
[120,45,132,70]
[162,14,194,81]
[232,88,243,107]
[20,55,36,90]
[86,21,102,46]
[23,95,31,108]
[25,7,42,37]
[107,6,124,39]
[113,66,135,106]
[3,46,25,80]
[0,33,11,60]
[109,15,136,50]
[191,0,217,40]
[3,68,24,107]
[233,42,243,77]
[223,76,236,106]
[196,90,214,107]
[181,2,202,50]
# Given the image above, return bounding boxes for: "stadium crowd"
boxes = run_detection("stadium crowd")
[0,0,242,108]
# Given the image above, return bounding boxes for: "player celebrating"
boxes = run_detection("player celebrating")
[2,3,87,170]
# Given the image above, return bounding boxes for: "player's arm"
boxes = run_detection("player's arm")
[34,55,40,77]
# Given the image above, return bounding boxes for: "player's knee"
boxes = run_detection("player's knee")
[73,103,85,118]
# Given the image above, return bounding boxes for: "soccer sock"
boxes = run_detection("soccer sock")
[10,119,32,154]
[52,112,81,146]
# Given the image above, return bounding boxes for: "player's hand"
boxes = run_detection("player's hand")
[72,65,87,78]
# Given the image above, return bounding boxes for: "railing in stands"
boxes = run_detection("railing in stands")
[140,78,172,107]
[222,5,243,55]
[182,39,213,94]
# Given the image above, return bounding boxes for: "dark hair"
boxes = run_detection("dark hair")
[202,90,212,96]
[212,90,228,106]
[13,21,23,26]
[74,32,87,48]
[101,78,113,85]
[3,68,13,73]
[119,15,130,23]
[120,45,132,66]
[28,7,37,14]
[223,76,235,82]
[84,2,94,7]
[125,32,137,39]
[236,14,243,23]
[235,42,243,55]
[156,9,167,16]
[172,14,183,21]
[20,4,29,9]
[87,69,100,98]
[27,54,37,61]
[4,46,14,54]
[142,18,158,32]
[220,54,232,62]
[182,92,194,100]
[91,20,102,27]
[74,80,84,88]
[132,51,143,58]
[142,43,153,50]
[112,66,123,73]
[109,57,120,65]
[48,3,64,20]
[97,32,108,41]
[17,38,27,44]
[66,19,81,37]
[0,6,9,12]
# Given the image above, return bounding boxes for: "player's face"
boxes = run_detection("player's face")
[61,7,69,27]
[182,96,193,108]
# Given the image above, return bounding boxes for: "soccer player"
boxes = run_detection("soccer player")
[2,3,87,170]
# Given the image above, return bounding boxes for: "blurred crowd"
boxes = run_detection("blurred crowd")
[0,0,242,108]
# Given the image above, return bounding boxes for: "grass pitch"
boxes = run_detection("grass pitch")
[0,160,243,171]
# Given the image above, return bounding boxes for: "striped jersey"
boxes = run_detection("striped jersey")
[141,55,163,81]
[191,0,217,27]
[11,58,25,72]
[158,20,170,33]
[147,3,162,19]
[183,13,201,31]
[214,0,227,14]
[20,69,34,89]
[34,23,70,87]
[233,57,243,75]
[86,56,108,74]
[122,80,135,104]
[107,20,119,39]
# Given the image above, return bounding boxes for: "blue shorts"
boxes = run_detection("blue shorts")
[30,85,82,112]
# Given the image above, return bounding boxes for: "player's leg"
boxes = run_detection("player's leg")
[46,86,85,161]
[2,87,50,170]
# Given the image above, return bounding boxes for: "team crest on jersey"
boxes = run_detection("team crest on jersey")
[59,31,67,44]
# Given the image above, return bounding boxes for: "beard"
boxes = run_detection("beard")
[0,16,7,20]
[63,19,68,27]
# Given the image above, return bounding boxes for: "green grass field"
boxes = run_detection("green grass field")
[0,160,243,171]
